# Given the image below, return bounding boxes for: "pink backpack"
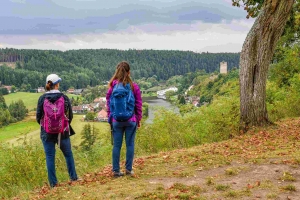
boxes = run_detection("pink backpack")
[43,96,69,134]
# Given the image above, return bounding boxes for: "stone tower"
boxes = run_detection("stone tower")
[220,61,227,74]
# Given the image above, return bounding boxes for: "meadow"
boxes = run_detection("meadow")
[0,115,109,146]
[4,92,79,111]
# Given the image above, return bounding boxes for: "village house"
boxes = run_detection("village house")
[82,104,94,112]
[3,85,12,93]
[72,105,84,114]
[93,97,106,103]
[73,89,83,95]
[37,87,45,93]
[192,100,200,107]
[97,109,108,122]
[67,88,75,94]
[90,102,100,110]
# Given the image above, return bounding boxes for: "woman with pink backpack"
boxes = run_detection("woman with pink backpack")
[36,74,78,187]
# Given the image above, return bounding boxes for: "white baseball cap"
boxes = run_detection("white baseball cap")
[46,74,62,85]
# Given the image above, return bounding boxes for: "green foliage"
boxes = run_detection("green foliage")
[192,69,239,104]
[82,85,107,103]
[85,112,96,121]
[267,44,300,121]
[178,95,186,105]
[0,94,7,109]
[80,124,99,151]
[0,109,12,127]
[179,104,196,115]
[0,87,8,95]
[0,48,240,91]
[136,95,239,154]
[165,91,176,101]
[8,100,28,121]
[231,0,264,18]
[0,134,112,198]
[11,85,16,93]
[142,102,149,117]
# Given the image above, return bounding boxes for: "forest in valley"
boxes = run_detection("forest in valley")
[0,48,239,91]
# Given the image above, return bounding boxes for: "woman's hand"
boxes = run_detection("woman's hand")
[138,121,141,128]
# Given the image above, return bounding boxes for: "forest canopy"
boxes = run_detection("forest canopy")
[0,48,239,91]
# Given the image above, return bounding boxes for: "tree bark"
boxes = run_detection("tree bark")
[239,0,294,132]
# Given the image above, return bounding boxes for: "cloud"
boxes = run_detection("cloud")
[0,19,254,52]
[0,0,254,52]
[0,0,248,35]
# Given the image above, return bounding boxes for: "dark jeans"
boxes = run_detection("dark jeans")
[42,138,77,187]
[112,121,137,172]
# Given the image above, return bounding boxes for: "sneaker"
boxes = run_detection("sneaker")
[125,170,134,176]
[113,171,124,177]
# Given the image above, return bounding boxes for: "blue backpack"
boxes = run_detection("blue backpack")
[110,83,135,122]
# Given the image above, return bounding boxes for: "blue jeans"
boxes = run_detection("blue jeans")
[42,138,78,187]
[112,121,137,172]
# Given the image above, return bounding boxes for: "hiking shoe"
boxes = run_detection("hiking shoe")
[125,170,134,176]
[113,172,124,177]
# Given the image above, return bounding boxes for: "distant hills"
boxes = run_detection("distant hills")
[0,48,240,91]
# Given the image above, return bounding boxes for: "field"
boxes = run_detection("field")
[4,92,42,111]
[0,115,109,146]
[4,92,81,111]
[0,120,39,142]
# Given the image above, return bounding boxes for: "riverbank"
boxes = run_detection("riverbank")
[143,96,179,124]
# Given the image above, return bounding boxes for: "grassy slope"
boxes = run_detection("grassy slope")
[0,120,39,141]
[4,92,42,111]
[4,92,80,111]
[1,115,109,146]
[23,118,300,200]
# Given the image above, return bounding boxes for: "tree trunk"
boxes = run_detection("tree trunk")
[239,0,294,132]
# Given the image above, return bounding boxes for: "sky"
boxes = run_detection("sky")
[0,0,255,52]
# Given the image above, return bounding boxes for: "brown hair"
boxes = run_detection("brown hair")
[108,61,133,90]
[45,81,54,91]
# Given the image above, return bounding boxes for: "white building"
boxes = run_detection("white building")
[157,87,178,99]
[220,61,228,74]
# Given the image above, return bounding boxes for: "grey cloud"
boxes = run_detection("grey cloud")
[0,0,247,35]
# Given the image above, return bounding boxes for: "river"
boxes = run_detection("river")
[143,96,179,124]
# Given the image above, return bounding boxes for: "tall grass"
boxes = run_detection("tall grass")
[136,95,239,154]
[0,131,112,198]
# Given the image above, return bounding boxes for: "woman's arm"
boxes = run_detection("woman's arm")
[36,95,45,124]
[133,83,142,125]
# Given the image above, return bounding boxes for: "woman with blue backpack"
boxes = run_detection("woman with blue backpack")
[36,74,78,187]
[106,61,143,177]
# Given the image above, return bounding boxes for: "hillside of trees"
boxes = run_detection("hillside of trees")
[0,48,239,91]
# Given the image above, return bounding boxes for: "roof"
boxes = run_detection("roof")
[72,105,83,111]
[94,97,106,103]
[97,109,108,118]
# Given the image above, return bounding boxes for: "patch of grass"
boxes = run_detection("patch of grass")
[215,184,230,191]
[171,183,189,192]
[4,92,42,111]
[0,120,39,141]
[156,186,165,191]
[225,167,239,176]
[266,193,278,199]
[69,115,110,146]
[176,193,192,200]
[281,172,296,182]
[259,180,274,189]
[281,184,296,191]
[224,190,238,197]
[205,177,215,186]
